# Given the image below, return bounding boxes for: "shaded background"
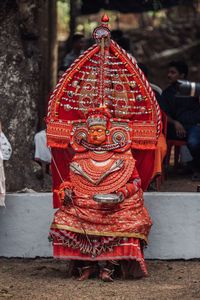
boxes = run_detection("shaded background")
[0,0,200,191]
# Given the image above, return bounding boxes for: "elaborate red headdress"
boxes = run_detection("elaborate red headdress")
[46,14,161,151]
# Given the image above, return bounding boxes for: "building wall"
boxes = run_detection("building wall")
[0,193,200,259]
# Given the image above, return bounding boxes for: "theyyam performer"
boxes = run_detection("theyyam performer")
[46,15,161,281]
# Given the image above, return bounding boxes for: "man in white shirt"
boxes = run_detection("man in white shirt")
[34,130,51,179]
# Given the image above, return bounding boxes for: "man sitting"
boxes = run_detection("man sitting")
[160,60,200,180]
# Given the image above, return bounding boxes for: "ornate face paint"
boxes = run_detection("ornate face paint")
[88,125,107,145]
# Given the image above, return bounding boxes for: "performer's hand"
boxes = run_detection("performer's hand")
[63,188,74,205]
[117,192,124,202]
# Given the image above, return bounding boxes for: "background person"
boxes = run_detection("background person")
[0,122,12,206]
[160,60,200,180]
[63,34,86,69]
[34,129,51,179]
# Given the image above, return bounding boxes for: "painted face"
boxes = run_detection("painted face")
[167,67,184,84]
[88,125,107,145]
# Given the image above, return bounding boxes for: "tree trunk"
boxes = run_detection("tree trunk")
[38,0,58,129]
[69,0,77,40]
[0,0,43,191]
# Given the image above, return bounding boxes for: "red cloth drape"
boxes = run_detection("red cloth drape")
[132,149,155,191]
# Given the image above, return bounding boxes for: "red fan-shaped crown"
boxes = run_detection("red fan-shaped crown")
[46,14,161,150]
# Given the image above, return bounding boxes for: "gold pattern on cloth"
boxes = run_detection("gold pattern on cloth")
[51,224,148,243]
[52,188,151,243]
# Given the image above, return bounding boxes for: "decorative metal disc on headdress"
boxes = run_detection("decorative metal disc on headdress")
[70,122,88,152]
[46,14,161,150]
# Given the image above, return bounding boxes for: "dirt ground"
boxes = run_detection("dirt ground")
[160,170,200,193]
[0,258,200,300]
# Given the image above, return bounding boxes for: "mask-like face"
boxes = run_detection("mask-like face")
[88,125,106,145]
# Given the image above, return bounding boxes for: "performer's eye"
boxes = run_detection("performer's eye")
[97,129,103,132]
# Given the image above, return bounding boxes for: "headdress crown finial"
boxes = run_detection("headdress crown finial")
[101,14,109,24]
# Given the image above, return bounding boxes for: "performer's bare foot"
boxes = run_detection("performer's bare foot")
[99,268,114,282]
[78,265,96,281]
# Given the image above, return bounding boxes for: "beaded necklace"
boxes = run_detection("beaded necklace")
[82,159,114,176]
[88,151,114,162]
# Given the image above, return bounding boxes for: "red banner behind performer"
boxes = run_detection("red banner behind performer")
[46,15,161,280]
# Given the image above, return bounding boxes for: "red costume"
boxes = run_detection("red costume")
[46,15,161,280]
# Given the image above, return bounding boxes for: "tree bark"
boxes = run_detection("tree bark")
[0,0,42,191]
[38,0,58,129]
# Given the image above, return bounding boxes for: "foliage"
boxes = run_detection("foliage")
[57,0,70,40]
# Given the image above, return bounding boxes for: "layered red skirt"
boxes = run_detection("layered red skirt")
[50,230,148,276]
